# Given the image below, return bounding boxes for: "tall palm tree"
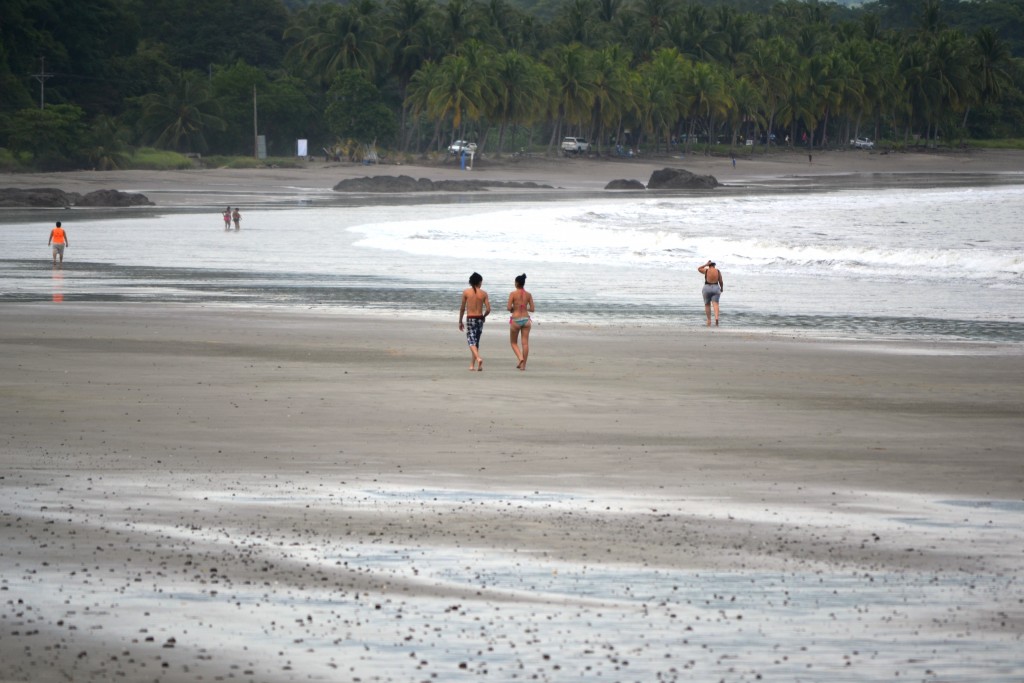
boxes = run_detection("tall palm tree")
[546,43,599,146]
[430,53,488,144]
[739,36,795,147]
[406,60,445,152]
[490,51,546,154]
[684,61,731,153]
[726,75,764,147]
[638,48,686,149]
[384,0,442,150]
[136,73,225,153]
[590,44,635,151]
[964,27,1013,129]
[285,3,385,86]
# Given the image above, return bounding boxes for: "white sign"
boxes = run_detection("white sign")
[297,139,308,157]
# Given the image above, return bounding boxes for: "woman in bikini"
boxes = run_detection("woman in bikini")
[698,259,724,326]
[507,273,535,370]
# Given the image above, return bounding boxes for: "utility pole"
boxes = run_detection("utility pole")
[253,84,258,158]
[32,57,53,109]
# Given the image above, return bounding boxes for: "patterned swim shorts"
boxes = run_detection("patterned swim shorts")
[465,317,484,347]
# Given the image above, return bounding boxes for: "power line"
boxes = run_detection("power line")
[31,57,54,109]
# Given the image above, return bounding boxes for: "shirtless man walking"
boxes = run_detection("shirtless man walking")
[458,272,491,371]
[698,259,724,326]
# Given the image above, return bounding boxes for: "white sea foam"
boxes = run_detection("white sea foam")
[2,184,1022,341]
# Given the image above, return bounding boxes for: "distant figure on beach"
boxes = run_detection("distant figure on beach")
[222,207,231,230]
[698,259,724,327]
[458,272,491,371]
[48,220,69,266]
[232,208,241,230]
[507,273,534,370]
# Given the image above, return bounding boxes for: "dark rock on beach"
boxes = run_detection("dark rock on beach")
[0,187,80,207]
[75,189,154,207]
[0,187,153,207]
[646,168,719,190]
[604,179,646,190]
[333,175,553,192]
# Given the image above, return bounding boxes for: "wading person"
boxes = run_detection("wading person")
[698,259,724,326]
[48,221,69,266]
[507,273,534,370]
[458,272,490,371]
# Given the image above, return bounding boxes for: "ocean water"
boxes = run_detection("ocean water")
[2,183,1022,344]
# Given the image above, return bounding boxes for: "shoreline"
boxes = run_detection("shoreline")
[2,147,1023,210]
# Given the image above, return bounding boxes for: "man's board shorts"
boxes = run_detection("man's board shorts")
[52,243,65,256]
[702,283,722,305]
[465,316,484,347]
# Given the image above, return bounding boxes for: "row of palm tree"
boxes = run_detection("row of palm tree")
[279,0,1017,156]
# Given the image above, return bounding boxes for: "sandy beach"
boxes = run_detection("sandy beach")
[2,146,1024,208]
[2,152,1023,682]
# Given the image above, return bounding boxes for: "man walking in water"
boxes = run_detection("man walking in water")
[698,259,724,326]
[48,221,69,266]
[458,272,491,371]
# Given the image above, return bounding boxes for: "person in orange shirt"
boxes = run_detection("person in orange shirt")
[48,221,69,266]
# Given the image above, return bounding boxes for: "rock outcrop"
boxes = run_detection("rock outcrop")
[75,189,154,207]
[604,179,646,190]
[0,188,80,207]
[0,187,153,207]
[645,168,719,190]
[333,176,553,192]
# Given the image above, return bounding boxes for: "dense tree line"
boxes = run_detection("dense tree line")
[1,0,1022,169]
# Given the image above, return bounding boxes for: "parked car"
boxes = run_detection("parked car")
[850,137,875,149]
[448,140,477,155]
[561,137,590,154]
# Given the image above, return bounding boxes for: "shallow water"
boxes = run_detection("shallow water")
[2,183,1023,344]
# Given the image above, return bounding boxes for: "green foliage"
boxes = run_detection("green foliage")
[209,60,317,156]
[4,105,87,162]
[2,0,1024,168]
[966,138,1024,150]
[325,70,397,146]
[126,0,289,70]
[134,73,226,153]
[129,148,195,170]
[200,155,308,168]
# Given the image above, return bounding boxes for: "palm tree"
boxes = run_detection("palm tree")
[136,73,225,153]
[84,115,133,170]
[406,60,445,152]
[285,3,385,86]
[384,0,442,149]
[726,75,764,148]
[490,51,546,154]
[546,43,598,147]
[689,61,732,153]
[430,52,489,145]
[590,44,635,152]
[638,48,686,149]
[739,36,795,147]
[963,27,1013,129]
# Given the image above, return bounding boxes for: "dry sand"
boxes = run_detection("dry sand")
[2,153,1023,681]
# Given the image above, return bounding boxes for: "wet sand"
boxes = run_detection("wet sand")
[1,303,1022,682]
